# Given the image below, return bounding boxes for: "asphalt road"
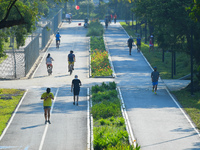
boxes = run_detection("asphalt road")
[0,21,92,150]
[0,20,200,150]
[104,22,200,150]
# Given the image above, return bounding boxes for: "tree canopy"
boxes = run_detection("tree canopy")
[0,0,66,56]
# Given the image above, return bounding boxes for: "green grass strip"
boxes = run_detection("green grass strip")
[0,89,25,136]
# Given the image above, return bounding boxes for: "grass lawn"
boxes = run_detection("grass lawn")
[121,21,200,132]
[0,89,25,136]
[172,89,200,130]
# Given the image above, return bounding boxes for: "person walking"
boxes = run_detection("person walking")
[71,75,82,106]
[136,35,141,52]
[41,88,54,124]
[114,13,117,23]
[151,67,159,95]
[127,36,134,55]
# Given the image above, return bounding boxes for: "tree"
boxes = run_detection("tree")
[0,0,66,56]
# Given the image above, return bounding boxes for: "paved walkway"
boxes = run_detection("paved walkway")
[105,22,200,150]
[0,20,199,150]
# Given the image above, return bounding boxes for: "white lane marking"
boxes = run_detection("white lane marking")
[87,88,90,150]
[166,88,200,137]
[0,90,28,141]
[118,87,137,147]
[39,88,59,150]
[120,23,200,136]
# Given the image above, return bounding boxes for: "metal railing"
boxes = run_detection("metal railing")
[0,9,63,79]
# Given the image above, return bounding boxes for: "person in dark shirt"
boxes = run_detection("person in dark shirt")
[127,36,134,55]
[71,75,82,105]
[151,67,159,95]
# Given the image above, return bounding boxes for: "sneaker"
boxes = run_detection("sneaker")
[48,120,51,124]
[154,92,157,95]
[152,89,154,92]
[45,120,48,124]
[76,103,78,106]
[73,102,75,105]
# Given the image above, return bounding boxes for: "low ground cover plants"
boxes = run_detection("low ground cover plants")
[90,36,113,77]
[87,19,104,37]
[91,82,138,150]
[0,89,25,136]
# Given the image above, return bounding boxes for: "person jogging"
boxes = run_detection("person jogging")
[71,75,82,106]
[41,88,54,124]
[127,36,134,55]
[151,67,159,95]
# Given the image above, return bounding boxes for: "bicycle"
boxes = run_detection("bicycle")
[69,64,73,75]
[47,64,52,75]
[56,40,60,48]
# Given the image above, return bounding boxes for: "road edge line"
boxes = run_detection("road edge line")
[165,88,200,137]
[120,22,200,137]
[87,88,91,150]
[117,87,137,148]
[0,89,29,141]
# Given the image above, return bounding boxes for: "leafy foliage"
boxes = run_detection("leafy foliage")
[87,19,104,36]
[0,0,66,58]
[91,82,137,150]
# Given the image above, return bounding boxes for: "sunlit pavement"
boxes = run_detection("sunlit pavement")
[104,22,200,150]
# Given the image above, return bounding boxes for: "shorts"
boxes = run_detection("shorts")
[152,82,158,86]
[44,106,51,109]
[73,88,80,96]
[46,64,52,67]
[68,61,74,65]
[149,44,153,47]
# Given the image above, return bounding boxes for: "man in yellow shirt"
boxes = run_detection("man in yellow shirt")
[41,88,54,124]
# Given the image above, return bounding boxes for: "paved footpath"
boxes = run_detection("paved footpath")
[105,22,200,150]
[0,21,112,150]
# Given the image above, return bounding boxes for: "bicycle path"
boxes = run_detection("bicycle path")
[0,21,107,150]
[104,22,200,150]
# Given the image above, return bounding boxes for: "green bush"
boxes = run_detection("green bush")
[92,82,116,93]
[92,90,118,103]
[90,36,106,51]
[87,19,104,36]
[91,100,121,120]
[93,125,129,150]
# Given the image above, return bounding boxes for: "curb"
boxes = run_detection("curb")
[120,22,200,139]
[117,87,137,148]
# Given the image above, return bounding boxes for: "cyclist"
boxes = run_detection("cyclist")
[55,32,61,47]
[65,13,71,23]
[46,53,54,69]
[68,50,75,72]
